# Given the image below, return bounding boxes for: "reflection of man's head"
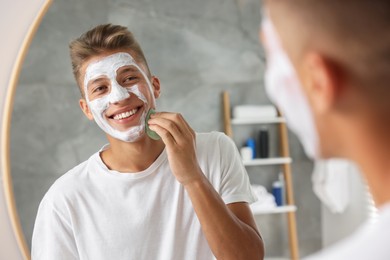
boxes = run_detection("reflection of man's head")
[263,0,390,159]
[265,0,390,103]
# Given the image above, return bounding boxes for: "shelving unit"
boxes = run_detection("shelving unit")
[222,91,299,260]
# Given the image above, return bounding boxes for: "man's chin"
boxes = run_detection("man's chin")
[107,129,147,143]
[114,124,144,133]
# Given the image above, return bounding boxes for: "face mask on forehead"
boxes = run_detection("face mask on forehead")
[84,52,156,142]
[262,14,320,159]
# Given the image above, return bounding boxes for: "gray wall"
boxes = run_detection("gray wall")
[10,0,321,257]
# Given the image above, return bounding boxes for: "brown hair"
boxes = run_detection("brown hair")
[69,24,150,95]
[268,0,390,98]
[274,0,390,90]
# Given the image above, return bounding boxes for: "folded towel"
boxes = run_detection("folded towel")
[233,105,277,119]
[250,185,277,208]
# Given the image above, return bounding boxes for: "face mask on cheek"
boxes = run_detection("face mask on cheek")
[84,52,156,142]
[262,16,320,159]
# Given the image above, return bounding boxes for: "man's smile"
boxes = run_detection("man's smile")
[106,105,144,125]
[111,107,139,120]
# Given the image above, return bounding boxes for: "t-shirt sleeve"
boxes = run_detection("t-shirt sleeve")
[31,195,78,260]
[216,133,257,205]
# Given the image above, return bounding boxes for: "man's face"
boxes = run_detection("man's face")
[262,3,344,159]
[79,50,160,142]
[261,14,321,159]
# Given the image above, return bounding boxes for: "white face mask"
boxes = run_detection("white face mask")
[84,52,156,142]
[262,16,320,159]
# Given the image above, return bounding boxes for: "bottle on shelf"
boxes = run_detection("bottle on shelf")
[272,181,283,206]
[258,128,269,158]
[278,172,286,205]
[246,138,256,159]
[272,172,286,206]
[240,146,253,161]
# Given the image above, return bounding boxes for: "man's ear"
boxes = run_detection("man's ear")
[79,98,94,121]
[151,76,161,99]
[301,52,342,114]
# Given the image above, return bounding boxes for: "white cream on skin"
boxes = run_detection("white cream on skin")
[263,16,320,159]
[84,52,156,142]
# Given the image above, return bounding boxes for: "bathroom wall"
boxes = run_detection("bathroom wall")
[10,0,322,257]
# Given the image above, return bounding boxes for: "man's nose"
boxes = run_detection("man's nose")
[108,81,130,104]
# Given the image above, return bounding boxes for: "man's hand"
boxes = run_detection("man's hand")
[149,112,264,259]
[148,112,203,185]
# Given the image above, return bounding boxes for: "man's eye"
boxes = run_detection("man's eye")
[123,76,137,83]
[93,85,108,93]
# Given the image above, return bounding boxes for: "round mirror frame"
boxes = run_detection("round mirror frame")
[1,0,52,259]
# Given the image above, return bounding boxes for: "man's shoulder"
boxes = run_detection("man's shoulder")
[194,131,238,169]
[196,131,230,146]
[42,156,94,204]
[196,131,236,154]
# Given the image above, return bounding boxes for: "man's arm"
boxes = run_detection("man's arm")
[185,177,264,260]
[148,112,264,260]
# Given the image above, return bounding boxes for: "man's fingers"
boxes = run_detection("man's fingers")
[180,116,196,139]
[151,112,195,139]
[148,117,182,141]
[151,112,186,128]
[148,124,176,147]
[151,111,180,119]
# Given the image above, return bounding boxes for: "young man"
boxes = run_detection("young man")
[31,24,264,260]
[262,0,390,259]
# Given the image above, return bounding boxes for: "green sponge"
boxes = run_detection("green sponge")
[145,109,161,140]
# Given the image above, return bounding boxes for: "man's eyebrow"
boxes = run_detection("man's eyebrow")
[88,77,108,87]
[117,67,139,74]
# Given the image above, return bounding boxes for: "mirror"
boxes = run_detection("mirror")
[6,0,325,259]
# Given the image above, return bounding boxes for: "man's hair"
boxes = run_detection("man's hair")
[69,24,149,95]
[270,0,390,99]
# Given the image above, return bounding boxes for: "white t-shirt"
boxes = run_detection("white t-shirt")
[32,132,256,260]
[305,203,390,260]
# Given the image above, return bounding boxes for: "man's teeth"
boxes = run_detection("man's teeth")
[113,108,138,120]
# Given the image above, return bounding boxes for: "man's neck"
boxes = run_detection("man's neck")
[347,116,390,208]
[100,135,165,173]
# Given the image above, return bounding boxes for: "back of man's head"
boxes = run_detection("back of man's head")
[266,0,390,104]
[69,24,149,95]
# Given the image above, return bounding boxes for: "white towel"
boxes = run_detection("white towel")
[312,159,356,213]
[250,185,277,209]
[233,105,277,119]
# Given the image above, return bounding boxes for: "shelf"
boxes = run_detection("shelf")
[243,157,292,166]
[251,205,297,215]
[231,117,286,125]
